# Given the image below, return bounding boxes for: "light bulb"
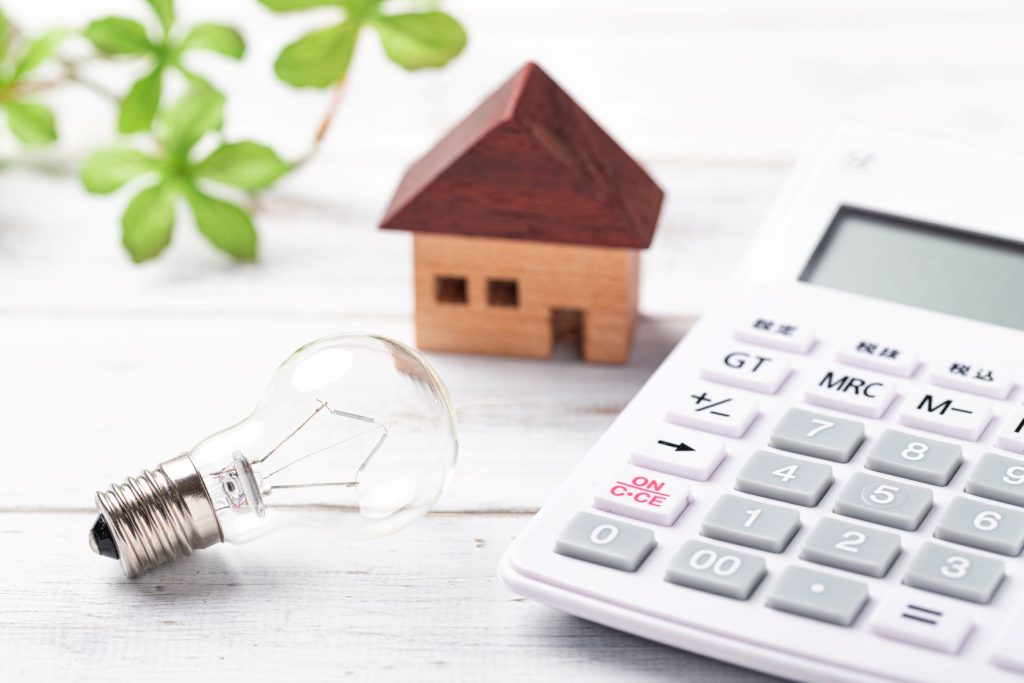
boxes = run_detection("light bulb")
[89,334,458,578]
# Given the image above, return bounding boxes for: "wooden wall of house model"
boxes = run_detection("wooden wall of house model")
[380,62,665,364]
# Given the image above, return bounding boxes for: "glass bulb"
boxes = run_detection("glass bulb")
[90,334,458,577]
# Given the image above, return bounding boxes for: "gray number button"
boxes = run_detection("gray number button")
[736,450,834,507]
[965,452,1024,508]
[800,517,901,577]
[769,407,865,462]
[833,472,933,531]
[665,539,767,599]
[554,512,655,571]
[701,493,801,552]
[766,565,869,626]
[934,496,1024,556]
[866,429,963,486]
[904,542,1005,603]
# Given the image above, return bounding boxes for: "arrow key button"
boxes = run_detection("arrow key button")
[630,424,726,481]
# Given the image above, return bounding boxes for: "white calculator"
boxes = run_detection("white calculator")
[499,126,1024,683]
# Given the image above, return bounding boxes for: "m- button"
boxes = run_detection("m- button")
[898,389,993,441]
[700,347,791,394]
[805,366,897,418]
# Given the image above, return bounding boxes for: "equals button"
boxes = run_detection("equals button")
[871,589,973,654]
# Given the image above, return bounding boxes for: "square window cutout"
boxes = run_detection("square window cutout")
[435,276,467,304]
[488,279,519,307]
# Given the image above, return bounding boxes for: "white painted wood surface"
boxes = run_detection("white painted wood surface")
[3,1,1024,680]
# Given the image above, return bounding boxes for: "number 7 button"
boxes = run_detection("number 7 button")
[769,407,865,463]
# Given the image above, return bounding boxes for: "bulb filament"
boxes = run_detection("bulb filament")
[215,400,389,515]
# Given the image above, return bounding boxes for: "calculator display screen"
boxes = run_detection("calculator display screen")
[799,206,1024,330]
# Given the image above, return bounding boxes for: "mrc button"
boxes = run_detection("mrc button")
[805,366,897,418]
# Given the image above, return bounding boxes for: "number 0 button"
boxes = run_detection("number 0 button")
[554,512,656,571]
[769,408,865,463]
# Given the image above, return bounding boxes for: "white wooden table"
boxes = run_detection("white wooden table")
[4,1,1024,680]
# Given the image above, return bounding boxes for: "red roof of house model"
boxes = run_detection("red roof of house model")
[380,62,664,249]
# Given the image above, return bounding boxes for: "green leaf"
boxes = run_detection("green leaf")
[147,0,175,35]
[372,12,466,70]
[162,83,224,155]
[13,29,69,79]
[83,17,152,55]
[81,148,156,194]
[122,182,176,262]
[258,0,344,12]
[4,101,57,145]
[274,21,358,88]
[180,23,245,59]
[195,141,291,190]
[118,68,163,133]
[185,186,257,261]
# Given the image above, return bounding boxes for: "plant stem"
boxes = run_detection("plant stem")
[295,78,347,169]
[60,59,119,103]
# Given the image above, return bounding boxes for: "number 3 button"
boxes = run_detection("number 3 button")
[904,542,1005,604]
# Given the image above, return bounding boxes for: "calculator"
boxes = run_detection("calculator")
[499,125,1024,683]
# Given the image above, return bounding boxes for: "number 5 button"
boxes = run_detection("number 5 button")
[834,472,933,531]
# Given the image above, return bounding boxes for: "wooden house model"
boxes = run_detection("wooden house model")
[380,62,664,363]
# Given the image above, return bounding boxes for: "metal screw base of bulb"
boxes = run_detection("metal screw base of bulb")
[91,454,223,578]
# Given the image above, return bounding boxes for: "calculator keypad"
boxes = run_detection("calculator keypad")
[865,429,963,486]
[934,497,1024,556]
[800,517,902,578]
[766,565,869,626]
[665,539,767,599]
[834,472,933,531]
[701,493,800,552]
[547,309,1023,672]
[554,512,656,571]
[735,450,833,507]
[903,542,1005,604]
